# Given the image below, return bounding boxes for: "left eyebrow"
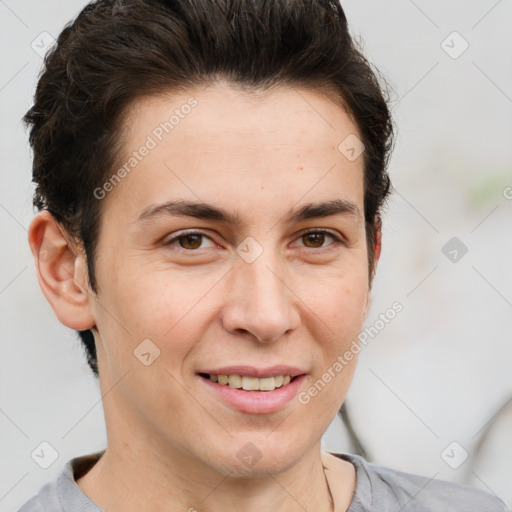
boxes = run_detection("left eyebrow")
[283,199,362,224]
[133,198,362,227]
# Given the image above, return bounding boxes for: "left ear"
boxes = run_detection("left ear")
[372,216,382,266]
[363,217,382,320]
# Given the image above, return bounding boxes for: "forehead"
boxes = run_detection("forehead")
[120,82,359,152]
[105,82,365,222]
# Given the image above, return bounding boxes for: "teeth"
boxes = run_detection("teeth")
[228,375,242,388]
[208,374,294,391]
[242,376,260,391]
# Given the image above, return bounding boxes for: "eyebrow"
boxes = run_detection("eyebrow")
[134,198,362,227]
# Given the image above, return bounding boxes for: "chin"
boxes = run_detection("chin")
[204,435,306,477]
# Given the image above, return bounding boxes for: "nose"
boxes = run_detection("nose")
[221,249,300,343]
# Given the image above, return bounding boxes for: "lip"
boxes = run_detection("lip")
[196,365,306,378]
[198,373,307,414]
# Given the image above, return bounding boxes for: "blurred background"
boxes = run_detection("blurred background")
[1,1,511,510]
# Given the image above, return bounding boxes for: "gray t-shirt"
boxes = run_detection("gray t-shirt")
[17,450,509,511]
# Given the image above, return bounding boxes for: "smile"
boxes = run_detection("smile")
[197,373,307,414]
[198,373,296,391]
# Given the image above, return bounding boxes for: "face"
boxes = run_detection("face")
[86,82,375,475]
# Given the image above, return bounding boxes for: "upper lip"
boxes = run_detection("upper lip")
[197,365,307,378]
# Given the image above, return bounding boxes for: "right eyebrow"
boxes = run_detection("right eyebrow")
[134,200,242,226]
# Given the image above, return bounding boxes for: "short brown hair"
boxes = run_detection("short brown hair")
[23,0,395,377]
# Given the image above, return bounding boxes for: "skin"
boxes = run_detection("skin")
[28,82,381,512]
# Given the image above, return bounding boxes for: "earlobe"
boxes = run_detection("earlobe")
[28,210,96,331]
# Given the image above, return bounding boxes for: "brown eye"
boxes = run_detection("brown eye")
[163,231,215,251]
[177,234,203,250]
[296,229,343,249]
[302,232,327,248]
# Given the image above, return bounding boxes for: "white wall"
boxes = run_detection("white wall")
[1,1,511,510]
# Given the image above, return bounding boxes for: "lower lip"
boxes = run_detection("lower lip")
[198,374,307,414]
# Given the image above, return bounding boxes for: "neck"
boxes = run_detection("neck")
[76,441,335,512]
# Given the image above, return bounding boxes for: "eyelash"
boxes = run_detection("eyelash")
[162,228,345,252]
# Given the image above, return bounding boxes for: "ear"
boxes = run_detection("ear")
[363,217,382,320]
[372,216,382,268]
[27,210,96,331]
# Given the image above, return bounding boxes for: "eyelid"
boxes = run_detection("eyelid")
[291,229,347,252]
[162,229,217,249]
[295,227,346,246]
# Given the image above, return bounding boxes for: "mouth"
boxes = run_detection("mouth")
[196,371,307,414]
[197,372,302,392]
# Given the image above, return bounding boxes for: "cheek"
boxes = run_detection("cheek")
[304,263,370,340]
[301,271,368,408]
[105,262,190,329]
[101,267,216,372]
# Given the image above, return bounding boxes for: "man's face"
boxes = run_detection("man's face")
[89,83,374,475]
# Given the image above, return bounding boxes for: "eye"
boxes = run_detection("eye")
[162,228,344,253]
[162,231,215,251]
[294,229,344,250]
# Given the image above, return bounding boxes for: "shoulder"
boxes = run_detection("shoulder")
[16,451,104,512]
[16,480,60,512]
[332,452,509,512]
